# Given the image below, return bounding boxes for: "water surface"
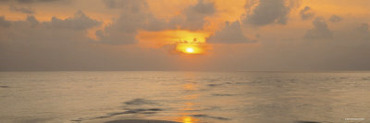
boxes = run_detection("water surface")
[0,71,369,123]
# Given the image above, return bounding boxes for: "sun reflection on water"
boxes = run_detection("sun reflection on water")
[175,77,201,123]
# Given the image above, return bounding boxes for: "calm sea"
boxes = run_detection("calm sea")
[0,71,369,123]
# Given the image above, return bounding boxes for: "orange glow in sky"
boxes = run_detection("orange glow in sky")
[137,30,210,54]
[176,43,205,54]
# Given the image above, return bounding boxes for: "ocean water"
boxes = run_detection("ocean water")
[0,71,369,123]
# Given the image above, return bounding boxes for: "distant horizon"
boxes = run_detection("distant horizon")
[2,69,370,72]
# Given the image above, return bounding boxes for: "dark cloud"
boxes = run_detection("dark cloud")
[102,0,119,9]
[26,15,39,26]
[355,23,369,40]
[96,0,153,44]
[304,17,332,40]
[356,23,368,33]
[245,0,294,26]
[97,12,170,44]
[48,11,101,30]
[0,15,93,70]
[0,13,178,71]
[0,0,68,4]
[102,0,145,11]
[97,0,216,44]
[181,0,215,30]
[153,0,216,30]
[299,6,314,20]
[9,5,34,14]
[1,10,370,71]
[0,13,147,71]
[329,15,342,23]
[2,11,99,30]
[17,0,56,3]
[0,16,11,28]
[207,21,251,43]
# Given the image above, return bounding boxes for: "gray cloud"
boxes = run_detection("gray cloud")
[96,0,154,44]
[329,15,342,23]
[48,11,101,30]
[245,0,294,26]
[9,5,34,14]
[102,0,145,11]
[102,0,121,9]
[216,21,370,71]
[0,13,140,71]
[2,0,369,71]
[148,0,216,30]
[207,21,251,43]
[304,17,332,40]
[26,15,39,26]
[300,6,314,20]
[0,0,69,4]
[97,0,216,44]
[357,23,368,33]
[0,15,94,70]
[0,16,11,27]
[0,13,182,71]
[181,0,215,30]
[355,23,369,41]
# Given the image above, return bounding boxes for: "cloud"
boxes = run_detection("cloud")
[329,15,342,23]
[0,13,183,71]
[102,0,121,9]
[48,11,101,30]
[180,0,215,30]
[0,13,121,71]
[304,17,332,40]
[102,0,145,10]
[0,12,100,42]
[245,0,295,26]
[18,0,61,3]
[207,21,251,43]
[0,0,69,4]
[0,16,11,28]
[96,0,155,44]
[0,11,101,48]
[356,23,368,33]
[299,6,314,20]
[7,0,67,4]
[97,0,216,45]
[355,23,369,40]
[2,0,370,71]
[153,0,216,31]
[9,5,34,14]
[26,15,39,26]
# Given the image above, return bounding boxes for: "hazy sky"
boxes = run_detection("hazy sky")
[0,0,369,71]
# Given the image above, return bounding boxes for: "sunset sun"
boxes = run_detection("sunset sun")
[185,47,195,53]
[176,43,205,55]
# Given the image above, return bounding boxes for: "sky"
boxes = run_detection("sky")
[0,0,369,71]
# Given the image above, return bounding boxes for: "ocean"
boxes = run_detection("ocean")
[0,71,369,123]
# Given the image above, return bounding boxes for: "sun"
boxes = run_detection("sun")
[176,44,204,54]
[172,37,208,55]
[185,47,195,53]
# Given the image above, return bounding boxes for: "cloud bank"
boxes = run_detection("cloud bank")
[0,0,370,71]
